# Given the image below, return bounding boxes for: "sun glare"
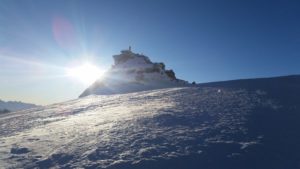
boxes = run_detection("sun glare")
[66,63,104,85]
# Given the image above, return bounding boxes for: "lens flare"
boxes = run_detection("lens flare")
[52,16,78,50]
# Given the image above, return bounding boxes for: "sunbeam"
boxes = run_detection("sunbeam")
[65,62,104,85]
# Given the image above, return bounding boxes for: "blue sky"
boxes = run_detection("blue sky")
[1,0,300,105]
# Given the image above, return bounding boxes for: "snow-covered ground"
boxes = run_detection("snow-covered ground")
[0,86,273,169]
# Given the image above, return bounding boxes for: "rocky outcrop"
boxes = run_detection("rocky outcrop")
[79,48,190,97]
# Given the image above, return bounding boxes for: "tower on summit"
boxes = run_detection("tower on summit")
[129,46,132,51]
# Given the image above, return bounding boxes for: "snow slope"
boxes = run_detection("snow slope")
[1,75,300,169]
[0,86,273,169]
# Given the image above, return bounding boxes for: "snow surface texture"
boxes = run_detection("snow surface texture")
[79,49,189,97]
[0,87,274,169]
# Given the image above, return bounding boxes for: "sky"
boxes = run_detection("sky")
[0,0,300,105]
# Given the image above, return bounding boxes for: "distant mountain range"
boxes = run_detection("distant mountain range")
[0,100,38,113]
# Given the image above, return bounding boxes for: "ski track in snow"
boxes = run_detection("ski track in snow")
[0,87,270,168]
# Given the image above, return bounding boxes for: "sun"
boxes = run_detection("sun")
[66,63,104,85]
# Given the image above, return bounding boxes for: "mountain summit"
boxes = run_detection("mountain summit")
[79,48,189,97]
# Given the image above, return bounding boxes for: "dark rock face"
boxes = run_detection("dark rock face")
[113,50,151,65]
[165,69,176,80]
[111,49,180,81]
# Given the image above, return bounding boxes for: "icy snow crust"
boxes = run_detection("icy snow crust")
[0,87,269,168]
